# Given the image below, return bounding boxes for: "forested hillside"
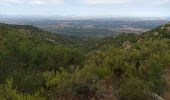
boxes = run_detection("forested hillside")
[0,22,170,100]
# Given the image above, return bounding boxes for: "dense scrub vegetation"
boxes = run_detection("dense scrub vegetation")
[0,22,170,100]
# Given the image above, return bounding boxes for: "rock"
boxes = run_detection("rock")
[166,26,170,32]
[151,93,164,100]
[123,41,131,50]
[19,29,32,37]
[46,38,56,43]
[161,27,165,30]
[154,32,159,36]
[137,38,144,43]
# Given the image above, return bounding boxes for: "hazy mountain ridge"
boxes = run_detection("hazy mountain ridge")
[0,23,75,45]
[141,22,170,38]
[80,22,170,52]
[0,18,168,40]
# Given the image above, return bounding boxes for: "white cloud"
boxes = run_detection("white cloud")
[1,0,170,6]
[150,0,170,5]
[30,0,63,5]
[82,0,134,5]
[1,0,23,3]
[81,0,170,6]
[0,0,63,5]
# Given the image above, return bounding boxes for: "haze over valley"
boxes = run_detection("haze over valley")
[0,16,169,40]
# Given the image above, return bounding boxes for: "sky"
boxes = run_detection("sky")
[0,0,170,17]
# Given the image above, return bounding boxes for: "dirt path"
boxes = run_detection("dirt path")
[163,69,170,100]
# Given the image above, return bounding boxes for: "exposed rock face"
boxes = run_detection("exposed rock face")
[151,93,164,100]
[154,32,159,36]
[161,26,165,30]
[19,29,32,38]
[46,38,56,43]
[123,41,131,50]
[137,38,144,43]
[166,27,170,32]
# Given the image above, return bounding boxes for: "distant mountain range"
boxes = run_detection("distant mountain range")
[1,15,170,20]
[0,17,168,41]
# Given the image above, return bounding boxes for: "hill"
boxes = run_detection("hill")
[81,22,170,52]
[80,33,139,52]
[0,23,75,45]
[2,19,167,40]
[141,22,170,39]
[0,23,84,99]
[0,22,170,100]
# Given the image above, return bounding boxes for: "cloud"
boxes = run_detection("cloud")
[81,0,170,6]
[0,0,63,5]
[1,0,169,6]
[1,0,23,3]
[30,0,63,5]
[82,0,134,5]
[150,0,170,5]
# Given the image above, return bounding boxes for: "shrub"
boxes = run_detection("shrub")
[96,65,111,79]
[0,78,45,100]
[118,78,150,100]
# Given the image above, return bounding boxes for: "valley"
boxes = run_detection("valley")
[0,21,170,100]
[1,17,168,40]
[1,0,170,99]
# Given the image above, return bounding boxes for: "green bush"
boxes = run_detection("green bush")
[118,78,150,100]
[0,78,45,100]
[96,65,111,79]
[145,54,166,94]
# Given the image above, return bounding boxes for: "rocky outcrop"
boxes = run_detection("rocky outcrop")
[154,32,159,36]
[166,26,170,32]
[123,41,131,50]
[137,38,144,43]
[161,26,165,30]
[46,38,56,43]
[19,29,32,38]
[151,93,164,100]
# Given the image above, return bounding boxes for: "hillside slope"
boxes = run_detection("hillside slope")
[0,23,84,99]
[0,22,170,100]
[82,22,170,52]
[0,23,75,45]
[141,22,170,39]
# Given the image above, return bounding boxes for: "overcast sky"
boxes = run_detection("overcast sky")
[0,0,170,17]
